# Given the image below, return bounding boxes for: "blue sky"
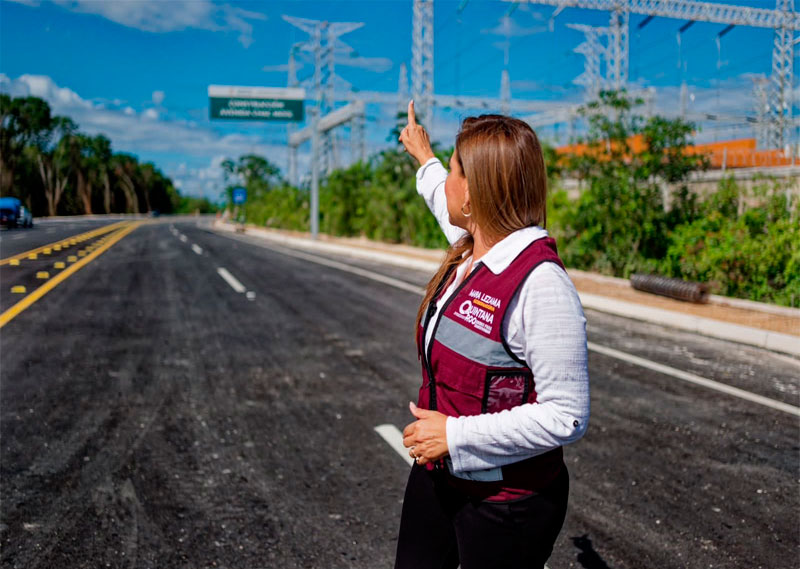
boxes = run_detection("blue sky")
[0,0,793,200]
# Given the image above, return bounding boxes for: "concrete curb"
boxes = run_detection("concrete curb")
[578,293,799,357]
[212,221,799,358]
[568,268,800,317]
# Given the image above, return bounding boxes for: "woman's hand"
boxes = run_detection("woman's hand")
[398,100,435,167]
[403,401,449,466]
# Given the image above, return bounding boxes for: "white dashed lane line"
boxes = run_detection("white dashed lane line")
[374,424,413,466]
[176,228,255,300]
[216,267,247,293]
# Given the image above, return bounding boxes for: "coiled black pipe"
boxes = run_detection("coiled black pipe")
[630,274,710,304]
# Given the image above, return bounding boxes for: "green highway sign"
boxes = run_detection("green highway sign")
[208,85,305,122]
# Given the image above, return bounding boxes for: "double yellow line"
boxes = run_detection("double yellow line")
[0,221,142,329]
[0,220,129,266]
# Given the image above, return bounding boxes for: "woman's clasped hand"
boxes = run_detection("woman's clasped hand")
[402,401,448,466]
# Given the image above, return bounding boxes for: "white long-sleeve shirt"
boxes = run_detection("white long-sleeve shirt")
[416,157,590,474]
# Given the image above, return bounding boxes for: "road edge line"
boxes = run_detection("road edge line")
[209,226,799,415]
[587,341,800,417]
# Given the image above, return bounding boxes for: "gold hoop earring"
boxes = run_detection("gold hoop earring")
[461,203,472,218]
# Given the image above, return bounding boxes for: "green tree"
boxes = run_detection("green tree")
[558,90,707,276]
[26,115,76,216]
[657,177,799,305]
[89,135,114,214]
[112,153,141,214]
[64,132,96,214]
[0,95,54,200]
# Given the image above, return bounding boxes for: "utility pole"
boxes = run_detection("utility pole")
[398,62,409,115]
[568,23,608,101]
[507,0,800,146]
[283,15,365,175]
[768,0,795,150]
[287,43,301,187]
[501,69,511,115]
[412,0,434,123]
[607,3,629,90]
[753,76,770,148]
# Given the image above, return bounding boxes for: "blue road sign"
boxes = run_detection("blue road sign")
[233,187,247,205]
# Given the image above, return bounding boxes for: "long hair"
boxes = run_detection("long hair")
[415,115,549,341]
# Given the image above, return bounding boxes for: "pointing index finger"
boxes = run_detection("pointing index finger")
[407,100,416,126]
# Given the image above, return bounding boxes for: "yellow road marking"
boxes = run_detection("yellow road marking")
[0,220,130,266]
[9,259,19,266]
[67,255,77,262]
[36,271,49,279]
[43,248,52,255]
[11,286,26,294]
[78,251,87,257]
[54,262,65,269]
[53,245,61,251]
[27,253,38,260]
[0,223,141,329]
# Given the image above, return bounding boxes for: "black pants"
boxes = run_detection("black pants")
[394,464,569,569]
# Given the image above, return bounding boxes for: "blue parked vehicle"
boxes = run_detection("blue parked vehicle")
[0,197,33,228]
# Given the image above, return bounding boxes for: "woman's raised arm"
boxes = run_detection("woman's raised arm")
[400,100,466,245]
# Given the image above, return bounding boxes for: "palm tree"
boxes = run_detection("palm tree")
[29,116,75,216]
[111,153,140,214]
[64,133,95,214]
[1,94,53,198]
[89,135,113,213]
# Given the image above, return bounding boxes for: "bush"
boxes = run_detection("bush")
[657,178,799,306]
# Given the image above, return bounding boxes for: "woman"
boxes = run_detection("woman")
[395,101,590,569]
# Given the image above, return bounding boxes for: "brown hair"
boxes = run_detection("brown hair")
[415,115,549,341]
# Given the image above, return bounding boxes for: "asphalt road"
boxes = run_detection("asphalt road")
[1,219,798,569]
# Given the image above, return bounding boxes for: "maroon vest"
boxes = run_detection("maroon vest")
[417,236,566,502]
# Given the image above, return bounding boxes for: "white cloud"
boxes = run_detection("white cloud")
[14,0,266,47]
[152,90,165,105]
[338,56,393,73]
[511,79,573,95]
[0,72,93,109]
[0,74,295,199]
[262,63,290,73]
[481,15,547,38]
